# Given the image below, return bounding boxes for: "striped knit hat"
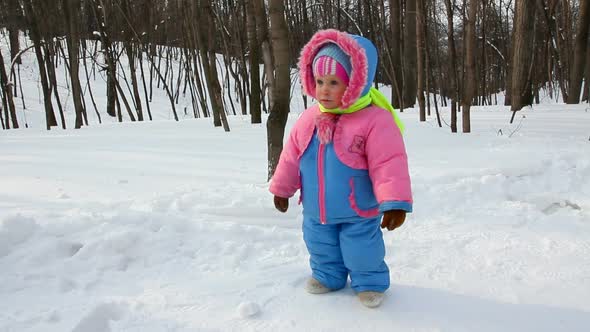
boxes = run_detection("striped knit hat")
[312,43,352,86]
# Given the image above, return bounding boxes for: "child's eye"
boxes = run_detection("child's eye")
[330,80,339,86]
[316,79,324,85]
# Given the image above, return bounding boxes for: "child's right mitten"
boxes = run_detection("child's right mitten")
[274,195,289,213]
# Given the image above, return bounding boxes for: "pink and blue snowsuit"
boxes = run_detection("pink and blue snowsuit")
[270,30,413,293]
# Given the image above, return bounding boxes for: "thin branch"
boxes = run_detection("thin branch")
[306,2,362,35]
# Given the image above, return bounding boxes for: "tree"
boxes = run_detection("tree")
[567,0,590,103]
[462,0,478,133]
[389,0,403,110]
[584,36,590,101]
[445,0,460,132]
[255,0,274,113]
[63,0,88,128]
[4,0,23,99]
[266,0,290,180]
[536,0,569,102]
[120,0,144,121]
[0,47,17,129]
[511,0,536,120]
[403,0,417,108]
[247,0,262,123]
[198,0,230,131]
[416,0,426,121]
[22,0,57,130]
[91,0,118,119]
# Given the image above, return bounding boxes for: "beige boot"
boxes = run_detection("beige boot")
[305,278,332,294]
[358,291,384,308]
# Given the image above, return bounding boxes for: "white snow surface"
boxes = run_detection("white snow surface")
[1,39,590,331]
[2,105,590,331]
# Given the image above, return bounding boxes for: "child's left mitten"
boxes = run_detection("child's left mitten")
[380,210,406,231]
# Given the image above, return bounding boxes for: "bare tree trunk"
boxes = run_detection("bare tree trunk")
[247,0,262,123]
[82,41,102,124]
[212,5,246,117]
[8,28,20,97]
[267,0,290,180]
[584,35,590,102]
[225,1,247,116]
[511,0,537,118]
[5,0,23,102]
[445,0,459,132]
[46,43,67,129]
[503,1,513,106]
[210,33,229,130]
[0,48,18,129]
[0,70,6,129]
[105,49,118,119]
[119,0,144,121]
[255,0,274,111]
[115,79,136,121]
[23,0,57,130]
[0,100,5,129]
[389,0,404,110]
[480,0,488,105]
[536,0,568,101]
[63,0,87,128]
[125,43,144,121]
[428,0,442,127]
[376,0,401,111]
[91,0,118,118]
[567,0,590,103]
[557,0,573,96]
[462,0,478,133]
[199,0,229,131]
[8,30,21,66]
[233,2,250,116]
[183,3,209,118]
[416,0,426,121]
[423,0,433,117]
[138,47,153,120]
[403,0,417,108]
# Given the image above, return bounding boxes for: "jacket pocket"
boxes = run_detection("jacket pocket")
[348,177,380,218]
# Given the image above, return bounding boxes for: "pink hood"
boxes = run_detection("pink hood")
[298,29,370,109]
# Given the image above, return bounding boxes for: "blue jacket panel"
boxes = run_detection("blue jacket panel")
[300,133,380,223]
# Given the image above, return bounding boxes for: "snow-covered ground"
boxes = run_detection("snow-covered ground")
[2,105,590,331]
[1,37,590,331]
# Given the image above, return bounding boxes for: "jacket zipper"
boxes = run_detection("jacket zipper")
[317,142,327,224]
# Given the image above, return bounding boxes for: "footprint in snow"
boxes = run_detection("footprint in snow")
[71,303,124,332]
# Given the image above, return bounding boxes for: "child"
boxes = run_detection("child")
[269,29,412,308]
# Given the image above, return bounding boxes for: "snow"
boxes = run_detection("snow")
[237,302,261,318]
[1,38,590,331]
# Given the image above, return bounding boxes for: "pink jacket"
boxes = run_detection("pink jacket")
[270,105,412,223]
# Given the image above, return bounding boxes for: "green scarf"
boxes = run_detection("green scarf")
[319,87,405,134]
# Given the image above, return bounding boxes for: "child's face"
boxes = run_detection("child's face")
[315,74,347,109]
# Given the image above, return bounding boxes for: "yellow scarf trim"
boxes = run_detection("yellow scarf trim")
[319,87,405,134]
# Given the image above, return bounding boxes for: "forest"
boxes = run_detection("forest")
[0,0,589,173]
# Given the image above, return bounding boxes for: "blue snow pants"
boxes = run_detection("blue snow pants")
[302,215,390,293]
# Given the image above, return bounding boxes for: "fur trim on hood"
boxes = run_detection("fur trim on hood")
[298,29,378,109]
